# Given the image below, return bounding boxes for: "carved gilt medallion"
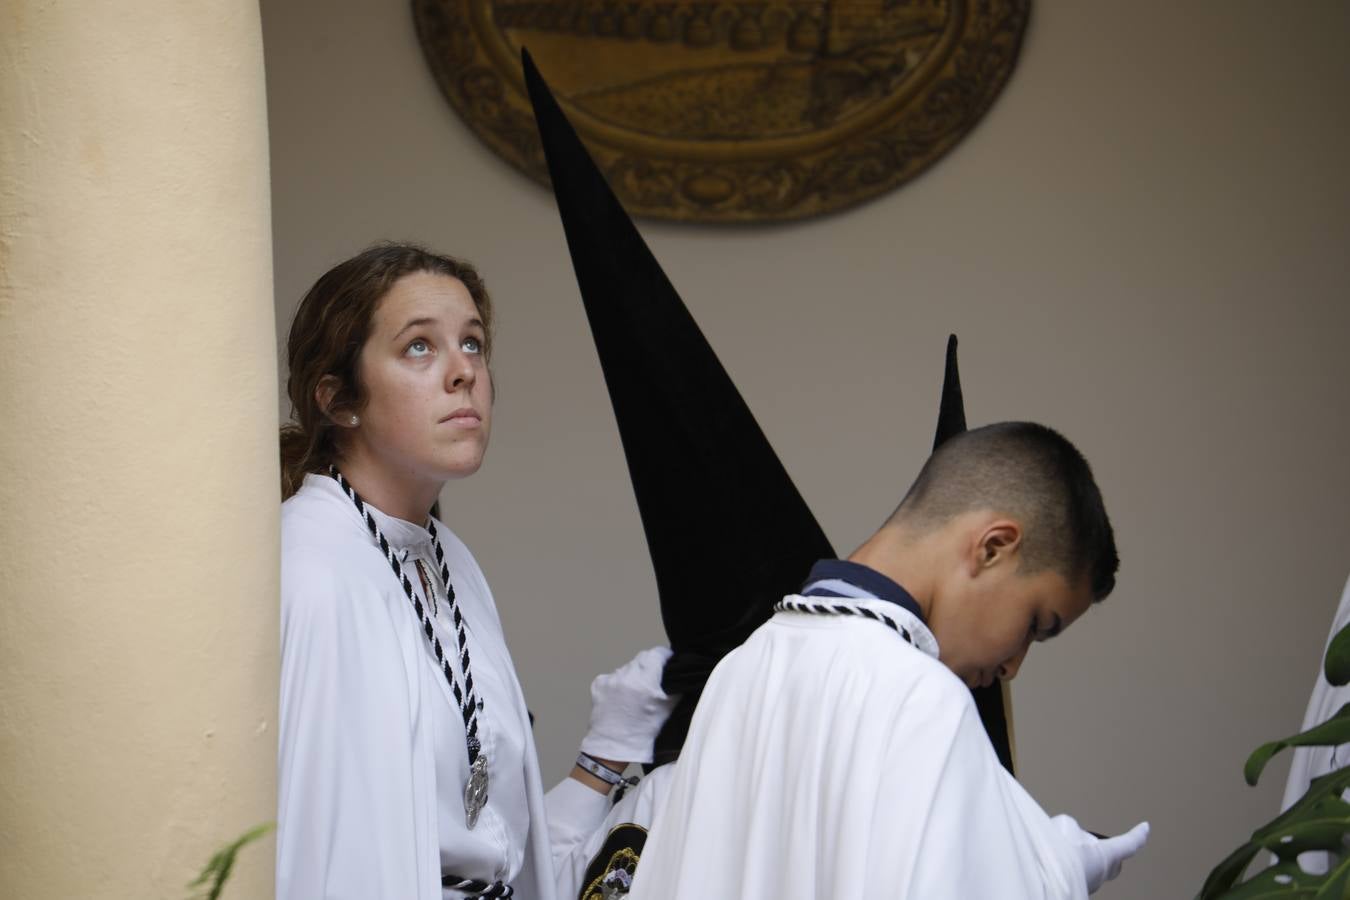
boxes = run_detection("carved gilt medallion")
[414,0,1030,222]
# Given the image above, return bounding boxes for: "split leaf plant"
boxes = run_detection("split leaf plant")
[1198,621,1350,898]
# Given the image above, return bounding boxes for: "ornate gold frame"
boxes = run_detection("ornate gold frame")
[415,0,1030,222]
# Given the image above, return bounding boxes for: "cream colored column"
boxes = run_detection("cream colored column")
[0,3,278,898]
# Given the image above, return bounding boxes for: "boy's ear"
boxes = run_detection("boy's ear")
[976,520,1022,570]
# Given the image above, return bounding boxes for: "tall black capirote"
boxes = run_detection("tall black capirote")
[525,52,1014,770]
[521,49,834,763]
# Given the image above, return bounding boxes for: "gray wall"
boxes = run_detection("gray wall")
[262,2,1350,896]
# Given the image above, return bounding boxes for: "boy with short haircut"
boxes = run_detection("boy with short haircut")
[629,422,1149,900]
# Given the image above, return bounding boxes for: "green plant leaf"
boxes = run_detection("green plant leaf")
[1260,768,1350,840]
[1313,856,1350,899]
[1197,609,1350,900]
[1198,840,1267,898]
[187,823,273,900]
[1201,855,1350,900]
[1198,767,1350,898]
[1256,810,1350,862]
[1324,623,1350,687]
[1211,860,1321,899]
[1247,705,1350,786]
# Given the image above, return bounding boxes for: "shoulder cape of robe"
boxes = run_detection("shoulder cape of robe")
[629,599,1087,900]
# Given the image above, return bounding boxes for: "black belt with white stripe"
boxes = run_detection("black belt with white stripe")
[441,873,513,898]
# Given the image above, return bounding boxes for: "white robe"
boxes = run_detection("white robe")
[277,474,607,899]
[629,596,1087,900]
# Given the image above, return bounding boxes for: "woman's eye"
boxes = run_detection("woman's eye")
[461,336,483,355]
[406,339,432,358]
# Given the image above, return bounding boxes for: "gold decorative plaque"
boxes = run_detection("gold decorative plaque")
[414,0,1030,222]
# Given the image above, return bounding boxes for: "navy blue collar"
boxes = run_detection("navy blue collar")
[800,559,927,624]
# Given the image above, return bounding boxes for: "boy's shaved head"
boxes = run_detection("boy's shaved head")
[892,422,1119,601]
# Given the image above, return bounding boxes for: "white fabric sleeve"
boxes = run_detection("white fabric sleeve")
[554,765,674,900]
[276,554,440,900]
[546,773,613,873]
[902,696,1088,900]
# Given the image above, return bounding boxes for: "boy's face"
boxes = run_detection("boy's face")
[931,555,1094,689]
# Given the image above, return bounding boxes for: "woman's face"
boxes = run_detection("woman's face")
[348,271,492,487]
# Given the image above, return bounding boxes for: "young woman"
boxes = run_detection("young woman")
[275,244,673,900]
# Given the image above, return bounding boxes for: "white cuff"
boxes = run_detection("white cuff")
[546,775,612,866]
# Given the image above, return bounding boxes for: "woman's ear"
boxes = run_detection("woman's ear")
[316,375,359,428]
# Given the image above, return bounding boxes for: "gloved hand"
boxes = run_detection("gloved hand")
[1050,815,1150,894]
[579,646,678,765]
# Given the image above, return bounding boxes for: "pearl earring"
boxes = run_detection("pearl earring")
[349,414,360,426]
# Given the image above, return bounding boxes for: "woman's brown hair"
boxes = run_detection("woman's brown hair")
[280,243,494,500]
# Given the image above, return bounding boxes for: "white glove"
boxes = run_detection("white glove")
[1051,815,1150,894]
[579,646,678,765]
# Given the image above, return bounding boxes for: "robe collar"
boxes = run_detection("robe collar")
[798,559,940,658]
[801,559,925,622]
[303,472,438,561]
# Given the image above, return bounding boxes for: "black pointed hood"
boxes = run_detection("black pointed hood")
[525,52,1014,771]
[933,334,968,451]
[931,334,1015,774]
[522,49,835,762]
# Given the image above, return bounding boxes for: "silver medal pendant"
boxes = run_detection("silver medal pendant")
[464,755,490,829]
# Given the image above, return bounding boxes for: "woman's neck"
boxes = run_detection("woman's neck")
[334,449,442,524]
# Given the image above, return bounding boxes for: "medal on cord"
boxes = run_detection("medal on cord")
[330,468,491,829]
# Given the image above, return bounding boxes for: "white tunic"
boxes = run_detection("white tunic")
[629,596,1087,900]
[277,474,607,900]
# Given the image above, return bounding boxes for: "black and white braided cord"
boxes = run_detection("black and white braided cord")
[773,598,915,646]
[329,468,483,761]
[441,874,514,898]
[427,516,482,751]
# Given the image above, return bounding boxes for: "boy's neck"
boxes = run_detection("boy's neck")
[846,524,939,623]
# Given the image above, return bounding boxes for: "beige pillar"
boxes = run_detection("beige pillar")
[0,3,278,898]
